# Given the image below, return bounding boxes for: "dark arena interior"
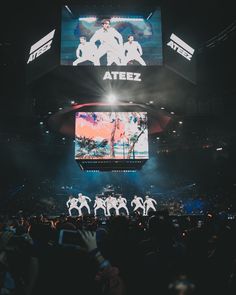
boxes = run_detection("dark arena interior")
[0,1,236,294]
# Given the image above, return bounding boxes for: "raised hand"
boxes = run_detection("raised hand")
[78,230,97,252]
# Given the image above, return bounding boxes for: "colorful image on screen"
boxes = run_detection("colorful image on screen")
[61,7,162,66]
[75,112,148,160]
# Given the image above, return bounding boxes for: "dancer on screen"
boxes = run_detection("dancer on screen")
[90,19,125,66]
[124,35,146,65]
[73,36,97,65]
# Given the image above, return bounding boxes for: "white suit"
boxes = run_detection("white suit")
[78,194,91,215]
[143,197,157,215]
[117,197,129,215]
[90,27,124,65]
[124,41,146,65]
[66,197,81,216]
[94,197,106,216]
[105,196,118,215]
[73,41,97,65]
[131,197,145,214]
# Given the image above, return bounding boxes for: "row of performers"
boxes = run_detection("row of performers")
[72,19,146,66]
[66,194,157,216]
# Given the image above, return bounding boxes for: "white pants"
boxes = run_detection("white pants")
[68,205,81,216]
[94,44,125,66]
[125,54,146,66]
[78,203,91,215]
[117,205,129,215]
[106,205,118,216]
[145,204,156,215]
[94,206,106,216]
[133,205,145,215]
[73,56,96,65]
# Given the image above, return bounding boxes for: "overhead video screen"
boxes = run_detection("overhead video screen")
[61,6,163,66]
[75,112,149,160]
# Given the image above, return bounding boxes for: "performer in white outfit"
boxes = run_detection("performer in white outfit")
[131,195,145,215]
[124,35,146,65]
[143,195,157,215]
[94,196,106,216]
[78,193,91,215]
[117,195,129,215]
[66,195,81,216]
[90,19,125,65]
[105,195,118,216]
[72,36,97,65]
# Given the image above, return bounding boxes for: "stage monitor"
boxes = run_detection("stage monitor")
[75,112,149,171]
[60,6,163,66]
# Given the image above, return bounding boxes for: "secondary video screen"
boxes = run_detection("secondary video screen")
[61,6,163,66]
[75,112,149,160]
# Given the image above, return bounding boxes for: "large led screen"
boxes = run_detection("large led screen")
[75,112,149,160]
[61,7,163,66]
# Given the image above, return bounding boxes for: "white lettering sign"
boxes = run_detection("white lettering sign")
[27,29,56,64]
[103,71,141,81]
[167,33,194,61]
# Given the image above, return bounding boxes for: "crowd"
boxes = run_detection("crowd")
[1,210,236,295]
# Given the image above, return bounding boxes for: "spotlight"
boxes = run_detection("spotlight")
[62,137,66,140]
[156,137,160,140]
[39,121,43,125]
[107,93,117,103]
[129,101,133,104]
[216,147,223,151]
[173,130,176,133]
[59,107,63,110]
[161,107,165,110]
[170,111,175,114]
[71,100,75,104]
[46,130,49,134]
[149,101,154,104]
[179,121,183,124]
[48,111,52,115]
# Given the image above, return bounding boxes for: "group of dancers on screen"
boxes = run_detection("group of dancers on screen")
[66,194,157,216]
[72,18,146,66]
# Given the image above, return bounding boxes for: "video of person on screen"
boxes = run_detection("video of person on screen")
[61,8,162,66]
[75,112,149,160]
